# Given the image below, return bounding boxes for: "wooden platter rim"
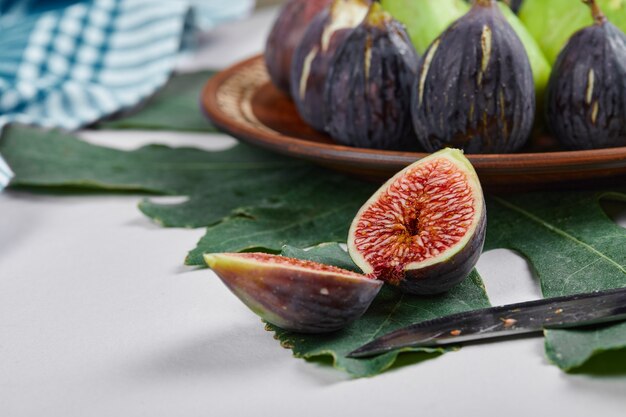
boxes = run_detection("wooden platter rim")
[201,54,626,178]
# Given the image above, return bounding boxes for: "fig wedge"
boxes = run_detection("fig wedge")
[204,253,382,333]
[348,148,486,295]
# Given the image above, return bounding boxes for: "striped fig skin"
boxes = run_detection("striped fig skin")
[265,0,332,95]
[412,0,535,154]
[290,0,370,132]
[324,4,419,150]
[204,253,382,333]
[546,21,626,150]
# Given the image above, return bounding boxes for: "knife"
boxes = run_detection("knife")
[347,286,626,359]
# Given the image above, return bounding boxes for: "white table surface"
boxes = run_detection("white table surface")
[2,8,626,417]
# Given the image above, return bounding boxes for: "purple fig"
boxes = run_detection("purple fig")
[290,0,370,132]
[204,252,382,333]
[265,0,333,95]
[412,0,535,154]
[324,3,419,150]
[546,0,626,150]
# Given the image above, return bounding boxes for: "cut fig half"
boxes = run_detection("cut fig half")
[348,148,486,295]
[204,253,383,333]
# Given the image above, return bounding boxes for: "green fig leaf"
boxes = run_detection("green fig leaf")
[1,124,305,195]
[96,71,219,132]
[4,124,626,376]
[281,243,360,272]
[267,244,491,378]
[185,176,375,264]
[1,125,375,265]
[485,192,626,371]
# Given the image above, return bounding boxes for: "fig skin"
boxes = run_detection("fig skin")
[383,0,551,104]
[412,0,535,154]
[503,0,524,14]
[399,206,486,295]
[348,148,486,295]
[204,253,383,334]
[546,2,626,150]
[265,0,332,95]
[290,0,370,132]
[324,3,419,150]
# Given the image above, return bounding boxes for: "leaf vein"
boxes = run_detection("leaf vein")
[493,196,626,275]
[365,294,406,342]
[211,201,357,249]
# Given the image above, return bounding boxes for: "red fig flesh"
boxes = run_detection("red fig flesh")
[205,252,382,333]
[348,149,486,295]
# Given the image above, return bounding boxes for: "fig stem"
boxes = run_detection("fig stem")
[365,2,389,27]
[582,0,607,25]
[473,0,496,7]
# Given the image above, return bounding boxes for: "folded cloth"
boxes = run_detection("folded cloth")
[0,0,255,191]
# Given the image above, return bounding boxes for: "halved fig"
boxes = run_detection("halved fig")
[204,252,383,333]
[348,148,486,295]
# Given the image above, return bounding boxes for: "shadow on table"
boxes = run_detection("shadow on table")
[132,324,298,379]
[302,350,443,380]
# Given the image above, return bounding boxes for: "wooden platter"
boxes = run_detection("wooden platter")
[201,55,626,190]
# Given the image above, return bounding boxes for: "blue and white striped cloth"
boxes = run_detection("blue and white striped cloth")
[0,0,254,191]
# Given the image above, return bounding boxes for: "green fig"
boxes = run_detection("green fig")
[498,2,551,104]
[519,0,626,64]
[380,0,468,55]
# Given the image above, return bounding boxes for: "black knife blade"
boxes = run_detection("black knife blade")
[348,286,626,359]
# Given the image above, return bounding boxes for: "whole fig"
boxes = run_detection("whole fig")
[546,0,626,150]
[497,2,551,107]
[265,0,332,95]
[412,0,535,154]
[291,0,370,132]
[382,0,551,104]
[324,3,419,150]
